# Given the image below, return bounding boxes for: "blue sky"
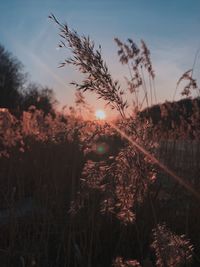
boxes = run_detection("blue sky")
[1,0,200,114]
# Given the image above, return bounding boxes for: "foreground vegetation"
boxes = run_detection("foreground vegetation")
[0,15,200,266]
[0,99,199,266]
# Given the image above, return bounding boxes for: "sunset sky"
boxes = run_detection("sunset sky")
[1,0,200,115]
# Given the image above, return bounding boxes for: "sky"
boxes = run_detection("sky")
[1,0,200,116]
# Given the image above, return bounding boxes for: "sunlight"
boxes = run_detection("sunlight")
[95,109,106,120]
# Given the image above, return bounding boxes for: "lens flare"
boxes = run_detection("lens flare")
[95,142,109,155]
[95,109,106,120]
[110,121,200,201]
[92,142,109,156]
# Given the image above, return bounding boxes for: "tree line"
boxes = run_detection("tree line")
[0,44,57,115]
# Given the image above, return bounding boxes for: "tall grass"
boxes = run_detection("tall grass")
[0,15,199,267]
[0,101,200,266]
[49,14,198,266]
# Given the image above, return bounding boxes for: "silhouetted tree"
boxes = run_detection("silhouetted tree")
[22,83,57,115]
[0,44,26,109]
[0,44,57,115]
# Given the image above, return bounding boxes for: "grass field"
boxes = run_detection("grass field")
[0,11,200,267]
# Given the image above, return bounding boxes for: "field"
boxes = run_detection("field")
[0,96,200,266]
[0,12,200,267]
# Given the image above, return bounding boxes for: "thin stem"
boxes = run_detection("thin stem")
[127,62,138,109]
[191,45,200,78]
[140,67,149,108]
[149,75,153,106]
[152,78,157,104]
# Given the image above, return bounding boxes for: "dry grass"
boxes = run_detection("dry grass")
[0,103,199,266]
[0,15,200,267]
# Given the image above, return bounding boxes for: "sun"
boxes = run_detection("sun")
[95,109,106,120]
